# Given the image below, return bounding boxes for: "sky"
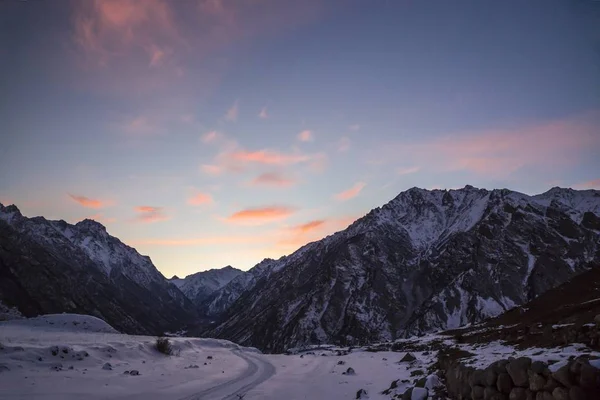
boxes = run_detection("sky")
[1,0,600,277]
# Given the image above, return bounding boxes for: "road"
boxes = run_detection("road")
[178,351,276,400]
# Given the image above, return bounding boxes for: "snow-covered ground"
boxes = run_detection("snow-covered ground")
[1,314,598,399]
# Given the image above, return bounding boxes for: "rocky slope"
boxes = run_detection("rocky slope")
[0,204,198,335]
[170,266,243,306]
[207,186,600,352]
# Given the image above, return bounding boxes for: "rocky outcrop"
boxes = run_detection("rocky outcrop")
[440,355,600,400]
[170,266,243,307]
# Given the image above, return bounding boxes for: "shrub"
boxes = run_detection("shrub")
[155,337,172,355]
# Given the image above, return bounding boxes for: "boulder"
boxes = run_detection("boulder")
[498,372,514,394]
[529,372,547,392]
[484,386,506,400]
[486,367,500,386]
[568,386,586,400]
[472,385,485,399]
[535,392,553,400]
[553,364,573,388]
[507,358,532,387]
[551,387,569,400]
[129,370,140,376]
[102,363,112,371]
[355,388,368,399]
[509,387,529,400]
[531,362,547,375]
[411,387,428,400]
[401,353,417,362]
[544,378,559,392]
[579,363,599,388]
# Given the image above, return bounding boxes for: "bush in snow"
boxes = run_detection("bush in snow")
[155,337,172,355]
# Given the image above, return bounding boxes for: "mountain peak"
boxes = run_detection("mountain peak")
[75,218,107,233]
[170,275,180,280]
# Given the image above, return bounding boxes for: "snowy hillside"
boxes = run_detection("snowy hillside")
[170,266,243,306]
[0,204,198,335]
[208,186,600,352]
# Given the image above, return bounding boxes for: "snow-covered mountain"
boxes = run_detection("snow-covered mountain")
[170,266,243,306]
[207,186,600,352]
[0,204,198,335]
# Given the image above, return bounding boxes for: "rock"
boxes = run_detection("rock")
[509,387,529,400]
[531,362,547,375]
[411,387,428,400]
[207,356,213,360]
[570,361,584,375]
[470,369,485,386]
[579,363,599,388]
[343,367,355,375]
[68,366,74,370]
[486,367,500,386]
[337,360,346,365]
[356,388,368,399]
[507,357,532,387]
[553,364,573,388]
[402,388,413,400]
[472,385,485,399]
[123,371,130,375]
[535,392,554,400]
[129,370,140,376]
[425,374,442,390]
[544,378,559,392]
[568,386,586,400]
[401,352,416,362]
[410,369,424,377]
[498,372,514,394]
[551,387,569,400]
[484,386,506,400]
[414,377,427,388]
[529,372,547,392]
[102,363,112,371]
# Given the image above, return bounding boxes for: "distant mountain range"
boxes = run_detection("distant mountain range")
[1,186,599,353]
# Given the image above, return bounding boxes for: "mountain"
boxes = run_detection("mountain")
[207,186,600,352]
[170,266,244,306]
[0,204,198,335]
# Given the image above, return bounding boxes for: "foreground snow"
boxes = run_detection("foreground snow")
[1,314,598,399]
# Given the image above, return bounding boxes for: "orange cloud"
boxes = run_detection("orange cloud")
[188,192,213,206]
[69,194,110,209]
[335,182,366,201]
[201,164,223,175]
[573,179,600,190]
[288,220,325,234]
[134,206,169,223]
[249,172,296,187]
[225,100,238,121]
[397,166,420,175]
[225,206,295,225]
[298,130,313,142]
[259,107,268,119]
[202,131,220,143]
[229,150,311,165]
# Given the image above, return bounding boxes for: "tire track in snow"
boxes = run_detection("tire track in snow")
[178,351,275,400]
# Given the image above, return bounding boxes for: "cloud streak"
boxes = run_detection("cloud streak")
[134,205,169,223]
[249,172,296,187]
[225,206,295,225]
[573,179,600,190]
[297,130,313,142]
[187,192,213,206]
[69,194,110,209]
[397,166,420,175]
[335,182,366,201]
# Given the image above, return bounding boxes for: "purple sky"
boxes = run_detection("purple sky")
[1,0,599,277]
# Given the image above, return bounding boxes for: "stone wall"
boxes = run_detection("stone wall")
[439,353,600,400]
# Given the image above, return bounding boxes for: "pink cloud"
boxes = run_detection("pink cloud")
[122,116,158,135]
[188,192,213,206]
[249,172,296,187]
[276,215,360,250]
[69,194,111,209]
[202,131,220,143]
[288,220,325,234]
[225,206,295,225]
[200,164,223,175]
[397,166,420,175]
[134,205,169,223]
[298,130,313,142]
[225,100,239,121]
[335,182,366,201]
[259,107,268,119]
[229,150,311,165]
[573,179,600,190]
[372,112,600,178]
